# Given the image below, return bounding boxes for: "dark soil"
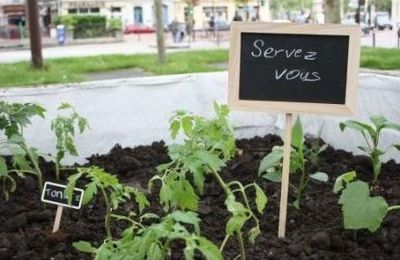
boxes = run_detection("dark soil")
[0,135,399,260]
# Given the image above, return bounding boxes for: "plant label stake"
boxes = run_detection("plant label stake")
[278,113,293,238]
[228,22,360,238]
[41,182,84,233]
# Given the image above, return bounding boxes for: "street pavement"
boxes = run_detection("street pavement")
[0,33,229,64]
[0,29,398,64]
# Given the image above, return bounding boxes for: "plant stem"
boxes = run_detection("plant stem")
[388,205,400,211]
[210,168,230,195]
[100,187,112,240]
[211,169,246,260]
[236,231,246,260]
[55,161,60,181]
[296,169,307,208]
[219,234,230,252]
[210,169,245,260]
[23,143,43,195]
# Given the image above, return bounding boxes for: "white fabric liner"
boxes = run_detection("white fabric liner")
[1,71,399,165]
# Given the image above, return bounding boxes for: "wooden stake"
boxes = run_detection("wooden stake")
[278,113,293,238]
[52,206,64,233]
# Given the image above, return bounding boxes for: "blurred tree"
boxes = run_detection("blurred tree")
[325,0,342,23]
[26,0,43,68]
[371,0,391,12]
[154,0,165,64]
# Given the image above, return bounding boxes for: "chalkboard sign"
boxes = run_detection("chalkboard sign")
[228,23,360,115]
[41,182,83,209]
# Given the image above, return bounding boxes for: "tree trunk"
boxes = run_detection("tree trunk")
[154,0,166,64]
[26,0,43,68]
[324,0,342,23]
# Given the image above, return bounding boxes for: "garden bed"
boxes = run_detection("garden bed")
[1,134,399,259]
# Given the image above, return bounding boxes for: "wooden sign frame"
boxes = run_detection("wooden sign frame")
[41,181,83,209]
[41,181,84,233]
[228,22,361,115]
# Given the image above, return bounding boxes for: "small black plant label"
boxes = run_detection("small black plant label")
[41,182,83,209]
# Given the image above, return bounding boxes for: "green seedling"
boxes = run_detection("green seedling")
[150,103,267,260]
[0,101,46,195]
[66,166,149,240]
[51,102,89,181]
[334,171,400,232]
[258,116,328,209]
[73,210,222,260]
[340,115,400,183]
[0,156,25,200]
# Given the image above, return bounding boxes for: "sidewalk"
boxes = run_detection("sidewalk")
[1,29,398,64]
[0,33,229,64]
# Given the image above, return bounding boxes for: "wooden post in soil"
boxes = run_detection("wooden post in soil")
[52,206,64,233]
[278,113,293,238]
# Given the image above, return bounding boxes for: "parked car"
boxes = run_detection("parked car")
[342,13,371,35]
[374,12,393,30]
[124,24,156,34]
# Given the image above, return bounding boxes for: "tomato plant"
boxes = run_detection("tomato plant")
[66,166,149,239]
[73,210,222,260]
[0,101,46,195]
[51,102,89,181]
[340,115,400,182]
[258,116,328,209]
[150,103,267,259]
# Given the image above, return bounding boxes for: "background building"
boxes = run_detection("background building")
[173,0,271,30]
[393,0,400,23]
[59,0,175,28]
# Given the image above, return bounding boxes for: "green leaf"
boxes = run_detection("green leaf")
[385,123,400,132]
[78,117,89,133]
[8,134,25,144]
[65,173,82,204]
[261,170,282,183]
[226,214,247,235]
[394,144,400,152]
[133,190,149,214]
[170,211,200,234]
[197,237,223,260]
[159,182,172,211]
[225,193,247,214]
[83,182,97,205]
[370,115,387,130]
[182,117,193,136]
[73,241,96,253]
[0,157,7,176]
[292,117,304,149]
[248,226,261,244]
[176,180,199,211]
[147,243,163,260]
[194,150,225,173]
[339,120,375,138]
[338,181,389,232]
[170,120,180,139]
[258,149,283,175]
[357,146,370,153]
[309,172,329,182]
[254,183,268,214]
[333,171,356,193]
[58,102,73,110]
